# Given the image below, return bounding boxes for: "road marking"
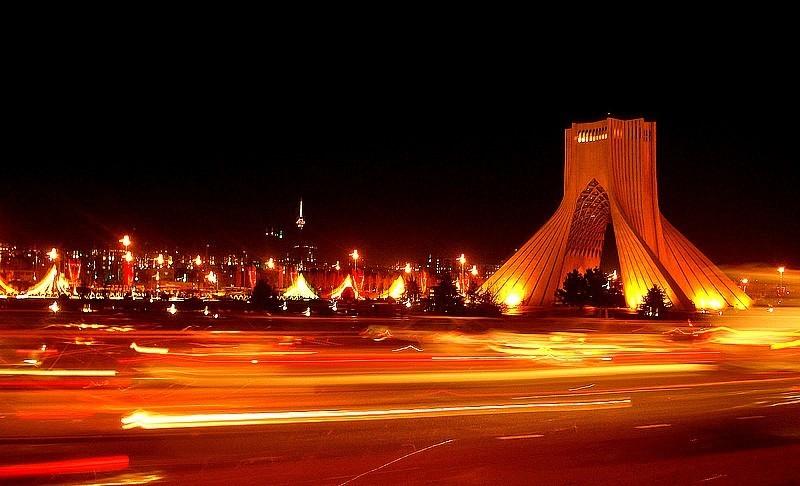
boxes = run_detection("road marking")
[569,384,595,391]
[496,434,544,440]
[635,423,671,429]
[736,415,765,420]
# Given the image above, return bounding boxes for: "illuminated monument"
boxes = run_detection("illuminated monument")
[482,118,751,311]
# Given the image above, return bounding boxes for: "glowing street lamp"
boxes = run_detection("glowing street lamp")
[350,250,360,273]
[334,261,341,272]
[404,262,412,274]
[206,271,217,285]
[266,258,276,270]
[470,264,478,277]
[119,235,132,249]
[47,247,58,261]
[778,266,786,297]
[156,254,164,266]
[458,254,466,294]
[195,255,203,267]
[124,251,133,263]
[740,277,749,293]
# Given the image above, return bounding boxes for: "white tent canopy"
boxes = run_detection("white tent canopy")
[282,273,318,299]
[23,264,71,297]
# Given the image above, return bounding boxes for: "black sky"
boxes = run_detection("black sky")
[4,80,798,267]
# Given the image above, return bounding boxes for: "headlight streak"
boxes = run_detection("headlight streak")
[121,398,632,430]
[137,363,713,387]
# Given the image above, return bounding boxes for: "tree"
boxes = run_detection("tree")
[429,274,464,313]
[466,287,504,316]
[638,285,672,318]
[557,267,626,308]
[250,279,277,310]
[556,269,589,306]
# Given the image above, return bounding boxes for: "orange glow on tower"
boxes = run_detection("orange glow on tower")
[481,118,751,311]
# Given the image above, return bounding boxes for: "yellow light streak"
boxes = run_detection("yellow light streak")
[121,398,631,430]
[130,342,169,355]
[144,363,712,388]
[79,472,164,486]
[771,340,800,350]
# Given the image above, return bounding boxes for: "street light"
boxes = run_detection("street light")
[266,258,275,270]
[119,235,132,249]
[206,271,217,288]
[47,248,58,261]
[124,251,133,263]
[778,266,786,297]
[458,254,466,293]
[470,264,478,277]
[350,250,359,273]
[195,255,203,267]
[404,262,412,274]
[156,254,164,266]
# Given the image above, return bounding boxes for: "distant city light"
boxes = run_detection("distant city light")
[470,265,478,276]
[119,235,132,248]
[167,304,177,315]
[195,255,202,266]
[458,254,466,266]
[47,248,58,261]
[206,271,217,284]
[404,263,412,274]
[350,250,359,261]
[124,251,133,263]
[156,254,164,266]
[266,258,276,270]
[778,266,785,274]
[48,301,59,313]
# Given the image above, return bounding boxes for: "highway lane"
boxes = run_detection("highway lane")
[1,308,799,484]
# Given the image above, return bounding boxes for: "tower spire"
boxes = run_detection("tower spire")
[296,198,305,230]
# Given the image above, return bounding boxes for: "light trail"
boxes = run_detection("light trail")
[142,363,713,387]
[0,455,129,479]
[130,342,169,355]
[635,423,672,429]
[77,472,164,485]
[0,369,117,377]
[121,398,632,430]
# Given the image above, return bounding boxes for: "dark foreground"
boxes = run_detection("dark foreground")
[1,308,799,485]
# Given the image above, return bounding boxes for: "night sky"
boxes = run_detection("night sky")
[4,86,798,267]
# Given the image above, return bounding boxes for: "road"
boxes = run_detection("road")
[1,308,799,484]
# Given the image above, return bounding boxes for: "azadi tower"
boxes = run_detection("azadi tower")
[482,118,750,311]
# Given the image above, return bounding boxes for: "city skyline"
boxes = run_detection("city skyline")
[4,108,798,266]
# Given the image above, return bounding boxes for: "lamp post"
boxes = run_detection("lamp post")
[119,235,132,294]
[350,250,359,273]
[778,266,786,297]
[458,253,466,294]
